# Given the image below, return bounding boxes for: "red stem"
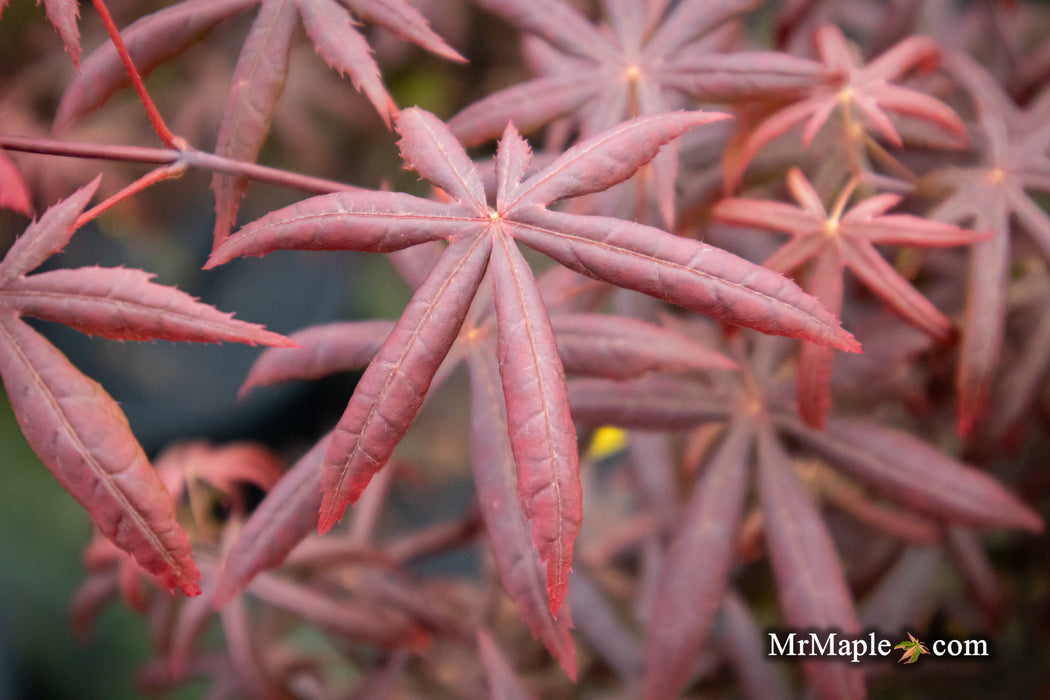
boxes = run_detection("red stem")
[0,134,363,195]
[91,0,181,149]
[0,134,177,163]
[75,163,187,228]
[181,150,366,195]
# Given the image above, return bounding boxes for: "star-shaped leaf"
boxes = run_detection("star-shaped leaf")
[714,167,984,426]
[567,330,1040,698]
[926,50,1050,435]
[725,24,968,189]
[208,107,858,617]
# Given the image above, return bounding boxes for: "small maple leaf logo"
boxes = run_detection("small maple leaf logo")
[894,632,930,664]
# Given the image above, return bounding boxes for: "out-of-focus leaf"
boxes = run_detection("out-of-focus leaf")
[457,0,822,227]
[54,0,258,131]
[783,417,1044,532]
[858,546,943,631]
[477,629,537,700]
[0,149,32,216]
[213,434,330,608]
[644,419,752,700]
[567,567,641,680]
[715,167,983,425]
[552,313,737,378]
[721,590,793,700]
[945,527,1005,624]
[927,52,1050,434]
[248,571,428,648]
[726,25,967,188]
[757,422,864,699]
[568,375,731,429]
[239,320,394,398]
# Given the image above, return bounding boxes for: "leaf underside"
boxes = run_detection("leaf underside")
[0,178,292,600]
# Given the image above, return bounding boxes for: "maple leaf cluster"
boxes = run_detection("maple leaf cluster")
[1,0,1048,698]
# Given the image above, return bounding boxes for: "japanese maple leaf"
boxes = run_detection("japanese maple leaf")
[207,107,858,616]
[452,0,829,225]
[217,259,732,677]
[567,331,1041,699]
[894,631,929,664]
[984,261,1050,439]
[725,23,968,190]
[0,177,293,598]
[52,0,465,247]
[713,167,984,427]
[925,51,1050,435]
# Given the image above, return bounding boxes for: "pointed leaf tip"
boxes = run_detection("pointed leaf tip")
[317,481,351,534]
[833,327,862,354]
[316,235,491,537]
[0,175,101,284]
[491,233,581,621]
[0,314,201,598]
[512,110,732,209]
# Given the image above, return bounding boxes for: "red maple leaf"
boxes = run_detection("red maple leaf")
[714,167,984,426]
[452,0,829,226]
[207,107,858,617]
[725,23,968,189]
[0,177,292,596]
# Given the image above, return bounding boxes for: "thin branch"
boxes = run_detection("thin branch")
[76,163,187,227]
[0,134,178,164]
[181,150,366,195]
[91,0,182,149]
[0,134,363,195]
